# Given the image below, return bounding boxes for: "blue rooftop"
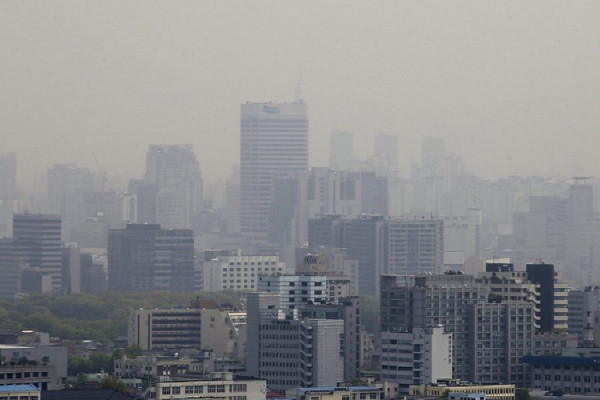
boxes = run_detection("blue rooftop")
[0,384,39,393]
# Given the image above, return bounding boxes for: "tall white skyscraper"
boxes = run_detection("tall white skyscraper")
[240,102,308,241]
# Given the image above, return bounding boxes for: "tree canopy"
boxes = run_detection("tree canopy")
[0,290,244,343]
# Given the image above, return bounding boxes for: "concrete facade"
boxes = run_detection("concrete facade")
[128,308,242,357]
[151,373,266,400]
[108,224,194,292]
[201,255,285,292]
[380,326,452,394]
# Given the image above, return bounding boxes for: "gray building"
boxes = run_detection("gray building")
[568,286,600,344]
[46,164,99,241]
[108,224,194,292]
[240,102,308,243]
[246,291,358,393]
[308,215,444,296]
[380,273,488,381]
[0,238,19,299]
[469,302,534,387]
[384,218,444,276]
[380,326,452,394]
[12,213,62,294]
[341,215,386,296]
[143,144,203,229]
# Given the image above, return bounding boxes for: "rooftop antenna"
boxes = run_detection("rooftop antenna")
[295,75,304,103]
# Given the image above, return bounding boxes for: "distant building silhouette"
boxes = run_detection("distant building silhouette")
[108,224,194,292]
[13,213,62,294]
[141,144,203,229]
[240,102,308,242]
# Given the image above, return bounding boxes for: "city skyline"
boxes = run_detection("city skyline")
[3,2,600,189]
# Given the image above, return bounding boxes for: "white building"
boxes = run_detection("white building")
[151,372,266,400]
[380,326,452,394]
[257,274,327,314]
[201,255,285,291]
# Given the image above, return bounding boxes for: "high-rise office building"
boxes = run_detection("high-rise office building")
[469,302,534,387]
[308,215,443,296]
[108,224,194,292]
[342,216,386,296]
[373,133,398,178]
[525,262,569,332]
[240,102,308,242]
[384,218,444,275]
[47,164,99,241]
[13,213,63,294]
[307,168,388,218]
[143,145,203,229]
[380,273,488,381]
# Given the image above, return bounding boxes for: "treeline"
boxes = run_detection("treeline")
[0,290,244,343]
[0,291,379,343]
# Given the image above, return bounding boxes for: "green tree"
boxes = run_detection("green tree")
[124,344,143,358]
[76,373,87,387]
[99,376,126,393]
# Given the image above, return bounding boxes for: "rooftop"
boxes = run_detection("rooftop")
[0,384,39,393]
[295,386,378,393]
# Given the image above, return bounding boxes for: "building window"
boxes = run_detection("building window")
[162,387,171,395]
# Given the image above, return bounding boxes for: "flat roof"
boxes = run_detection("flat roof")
[0,344,33,350]
[0,384,39,392]
[523,355,600,367]
[295,387,378,393]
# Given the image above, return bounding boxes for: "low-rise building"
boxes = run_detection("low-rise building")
[0,384,40,400]
[286,386,383,400]
[0,344,67,390]
[149,372,266,400]
[409,380,514,400]
[448,394,485,400]
[128,307,245,358]
[523,353,600,396]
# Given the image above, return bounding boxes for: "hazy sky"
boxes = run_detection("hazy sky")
[2,1,600,189]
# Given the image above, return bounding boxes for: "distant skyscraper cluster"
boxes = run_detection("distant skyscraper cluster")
[7,97,600,397]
